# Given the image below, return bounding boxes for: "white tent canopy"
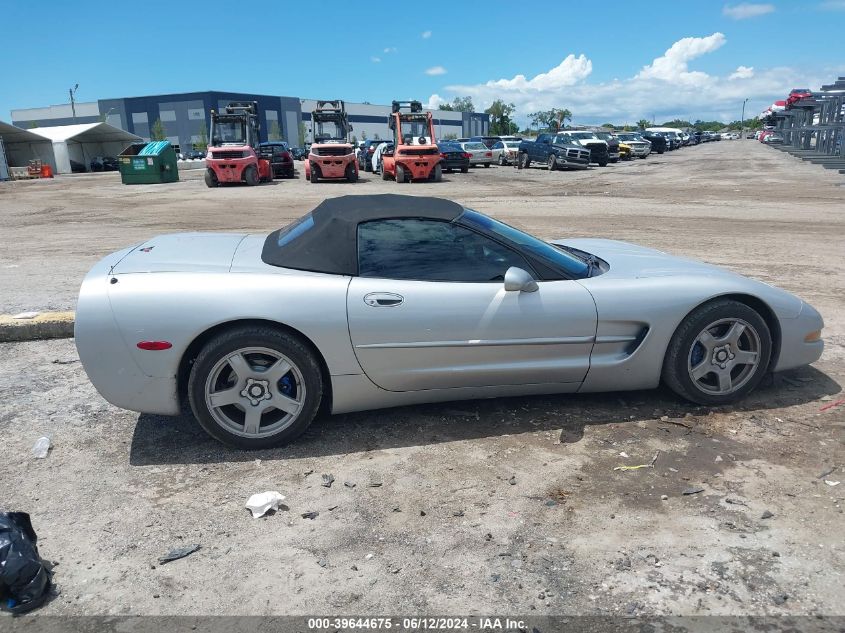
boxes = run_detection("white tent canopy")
[0,121,55,171]
[28,122,141,174]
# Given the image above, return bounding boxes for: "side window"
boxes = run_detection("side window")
[493,141,503,149]
[358,219,533,282]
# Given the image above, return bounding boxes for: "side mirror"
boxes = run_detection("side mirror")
[504,267,539,292]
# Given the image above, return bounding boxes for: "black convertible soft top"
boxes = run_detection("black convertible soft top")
[261,194,464,275]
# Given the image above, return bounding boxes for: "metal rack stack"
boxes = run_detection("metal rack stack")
[767,76,845,174]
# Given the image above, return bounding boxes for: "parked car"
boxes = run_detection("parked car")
[90,156,119,172]
[74,193,825,449]
[762,132,784,144]
[437,142,470,173]
[564,131,610,166]
[641,131,667,153]
[459,141,493,167]
[746,132,756,139]
[618,142,632,160]
[186,150,206,160]
[470,135,522,150]
[517,133,591,170]
[491,139,523,165]
[614,132,651,158]
[358,139,388,172]
[594,132,621,163]
[289,147,307,160]
[258,142,295,178]
[786,88,812,107]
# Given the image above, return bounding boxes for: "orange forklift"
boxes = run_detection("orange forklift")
[205,102,273,187]
[381,100,441,183]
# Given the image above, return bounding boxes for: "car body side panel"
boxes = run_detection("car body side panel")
[106,271,359,382]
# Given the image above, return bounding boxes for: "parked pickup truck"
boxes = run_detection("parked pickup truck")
[517,133,591,170]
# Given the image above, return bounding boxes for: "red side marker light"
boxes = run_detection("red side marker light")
[137,341,173,351]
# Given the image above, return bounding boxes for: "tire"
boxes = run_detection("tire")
[658,149,665,154]
[639,155,647,159]
[498,154,505,166]
[382,166,391,180]
[547,155,556,171]
[346,163,357,183]
[662,299,772,406]
[432,163,442,182]
[309,164,319,183]
[395,164,406,183]
[243,165,259,186]
[598,160,608,167]
[188,325,323,449]
[519,152,530,170]
[610,157,619,163]
[204,169,218,188]
[284,167,295,178]
[460,166,469,173]
[483,163,490,168]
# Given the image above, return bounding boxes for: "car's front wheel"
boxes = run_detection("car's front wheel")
[498,154,505,165]
[188,326,323,449]
[519,153,530,170]
[663,299,771,406]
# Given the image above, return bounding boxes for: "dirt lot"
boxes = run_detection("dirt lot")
[0,141,843,618]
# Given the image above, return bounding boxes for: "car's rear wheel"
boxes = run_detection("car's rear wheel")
[395,164,406,183]
[460,166,469,173]
[483,163,490,168]
[243,165,259,186]
[204,169,218,188]
[547,155,556,171]
[519,153,530,170]
[188,326,323,449]
[663,299,771,406]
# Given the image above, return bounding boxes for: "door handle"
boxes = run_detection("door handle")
[364,292,404,307]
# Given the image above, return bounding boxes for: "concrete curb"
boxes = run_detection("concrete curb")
[0,312,75,343]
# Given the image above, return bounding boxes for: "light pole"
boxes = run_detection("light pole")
[740,98,749,139]
[69,84,79,122]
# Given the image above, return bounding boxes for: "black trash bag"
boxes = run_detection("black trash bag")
[0,512,52,614]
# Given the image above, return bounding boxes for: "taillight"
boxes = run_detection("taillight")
[463,153,471,159]
[485,152,492,157]
[440,153,448,159]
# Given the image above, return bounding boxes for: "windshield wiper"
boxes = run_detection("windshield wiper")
[582,254,599,278]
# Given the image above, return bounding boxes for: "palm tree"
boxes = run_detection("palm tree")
[636,119,651,130]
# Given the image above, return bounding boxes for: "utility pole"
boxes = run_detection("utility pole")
[69,84,79,122]
[740,98,749,139]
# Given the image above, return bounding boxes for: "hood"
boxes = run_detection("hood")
[552,238,743,280]
[109,233,248,274]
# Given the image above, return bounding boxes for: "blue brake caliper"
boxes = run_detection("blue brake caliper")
[278,374,296,398]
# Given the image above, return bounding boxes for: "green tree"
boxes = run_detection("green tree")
[529,108,572,132]
[269,120,282,141]
[486,100,517,136]
[193,124,208,150]
[27,121,38,129]
[601,122,616,130]
[298,121,306,146]
[451,96,474,112]
[636,119,651,130]
[150,118,167,140]
[443,132,458,140]
[351,134,358,144]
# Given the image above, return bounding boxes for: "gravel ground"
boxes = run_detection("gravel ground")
[0,141,843,618]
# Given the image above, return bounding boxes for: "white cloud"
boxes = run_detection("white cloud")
[636,33,726,83]
[370,56,381,63]
[723,3,775,19]
[421,30,432,39]
[424,94,447,110]
[384,47,397,53]
[729,65,755,80]
[426,33,831,125]
[425,66,447,76]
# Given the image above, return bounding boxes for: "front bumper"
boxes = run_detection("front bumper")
[555,155,590,169]
[773,302,824,372]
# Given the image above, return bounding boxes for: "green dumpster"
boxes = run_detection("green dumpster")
[118,141,179,184]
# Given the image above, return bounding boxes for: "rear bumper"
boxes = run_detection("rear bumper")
[310,156,354,178]
[207,157,252,182]
[75,254,180,416]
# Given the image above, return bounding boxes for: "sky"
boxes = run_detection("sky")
[2,0,844,126]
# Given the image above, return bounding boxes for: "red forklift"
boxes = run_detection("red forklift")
[205,102,273,187]
[381,100,441,183]
[304,100,358,183]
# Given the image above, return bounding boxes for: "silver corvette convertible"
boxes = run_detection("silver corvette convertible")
[75,194,824,449]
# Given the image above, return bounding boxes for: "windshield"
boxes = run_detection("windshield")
[313,118,346,142]
[552,134,574,145]
[211,119,247,146]
[397,116,432,144]
[464,142,486,150]
[504,142,521,148]
[459,210,589,278]
[570,132,597,140]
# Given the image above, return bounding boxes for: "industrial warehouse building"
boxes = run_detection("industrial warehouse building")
[12,91,490,152]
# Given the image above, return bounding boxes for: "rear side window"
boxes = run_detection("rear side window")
[358,219,532,282]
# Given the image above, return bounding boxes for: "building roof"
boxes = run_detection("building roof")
[0,121,51,144]
[261,194,464,275]
[27,122,140,143]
